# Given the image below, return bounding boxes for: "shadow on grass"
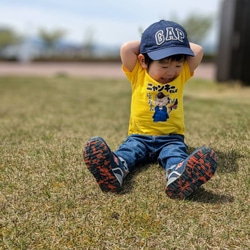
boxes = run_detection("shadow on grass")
[187,187,234,204]
[121,163,154,193]
[123,175,234,204]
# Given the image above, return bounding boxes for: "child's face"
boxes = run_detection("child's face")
[147,58,184,84]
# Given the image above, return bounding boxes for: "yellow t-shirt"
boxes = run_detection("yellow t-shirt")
[123,60,193,136]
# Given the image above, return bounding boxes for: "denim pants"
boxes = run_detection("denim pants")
[114,134,188,172]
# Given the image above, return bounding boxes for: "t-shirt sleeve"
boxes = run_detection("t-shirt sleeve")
[183,61,194,84]
[122,61,140,85]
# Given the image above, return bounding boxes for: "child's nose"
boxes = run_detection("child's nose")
[165,68,175,76]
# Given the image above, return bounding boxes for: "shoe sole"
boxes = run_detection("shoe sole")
[83,137,122,193]
[165,147,217,199]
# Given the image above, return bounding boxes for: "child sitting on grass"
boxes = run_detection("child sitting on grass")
[83,20,217,199]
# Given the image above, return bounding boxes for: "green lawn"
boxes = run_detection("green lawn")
[0,75,249,249]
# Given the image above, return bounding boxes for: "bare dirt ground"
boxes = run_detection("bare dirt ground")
[0,62,216,80]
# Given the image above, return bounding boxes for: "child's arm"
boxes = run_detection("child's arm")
[187,42,204,73]
[120,41,140,72]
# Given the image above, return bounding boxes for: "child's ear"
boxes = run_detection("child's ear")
[138,54,147,69]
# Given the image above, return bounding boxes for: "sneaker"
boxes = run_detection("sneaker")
[83,136,126,193]
[165,147,217,199]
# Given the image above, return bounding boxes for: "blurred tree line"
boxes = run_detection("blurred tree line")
[175,14,214,45]
[38,29,66,50]
[0,28,21,48]
[0,14,214,62]
[0,28,66,50]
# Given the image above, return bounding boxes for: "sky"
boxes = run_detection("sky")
[0,0,222,47]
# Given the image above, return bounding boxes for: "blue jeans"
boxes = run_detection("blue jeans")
[115,134,188,172]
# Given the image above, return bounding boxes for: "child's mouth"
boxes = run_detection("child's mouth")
[160,77,174,83]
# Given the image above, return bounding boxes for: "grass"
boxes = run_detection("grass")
[0,75,249,249]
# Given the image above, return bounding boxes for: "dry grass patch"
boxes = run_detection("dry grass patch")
[0,76,249,249]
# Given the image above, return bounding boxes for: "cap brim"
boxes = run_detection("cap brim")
[147,47,194,60]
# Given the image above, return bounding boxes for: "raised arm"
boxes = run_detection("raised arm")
[120,41,140,72]
[187,42,204,73]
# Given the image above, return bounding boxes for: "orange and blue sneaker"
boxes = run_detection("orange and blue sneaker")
[165,147,217,199]
[83,137,128,193]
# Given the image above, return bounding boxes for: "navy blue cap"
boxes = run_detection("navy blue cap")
[140,20,194,60]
